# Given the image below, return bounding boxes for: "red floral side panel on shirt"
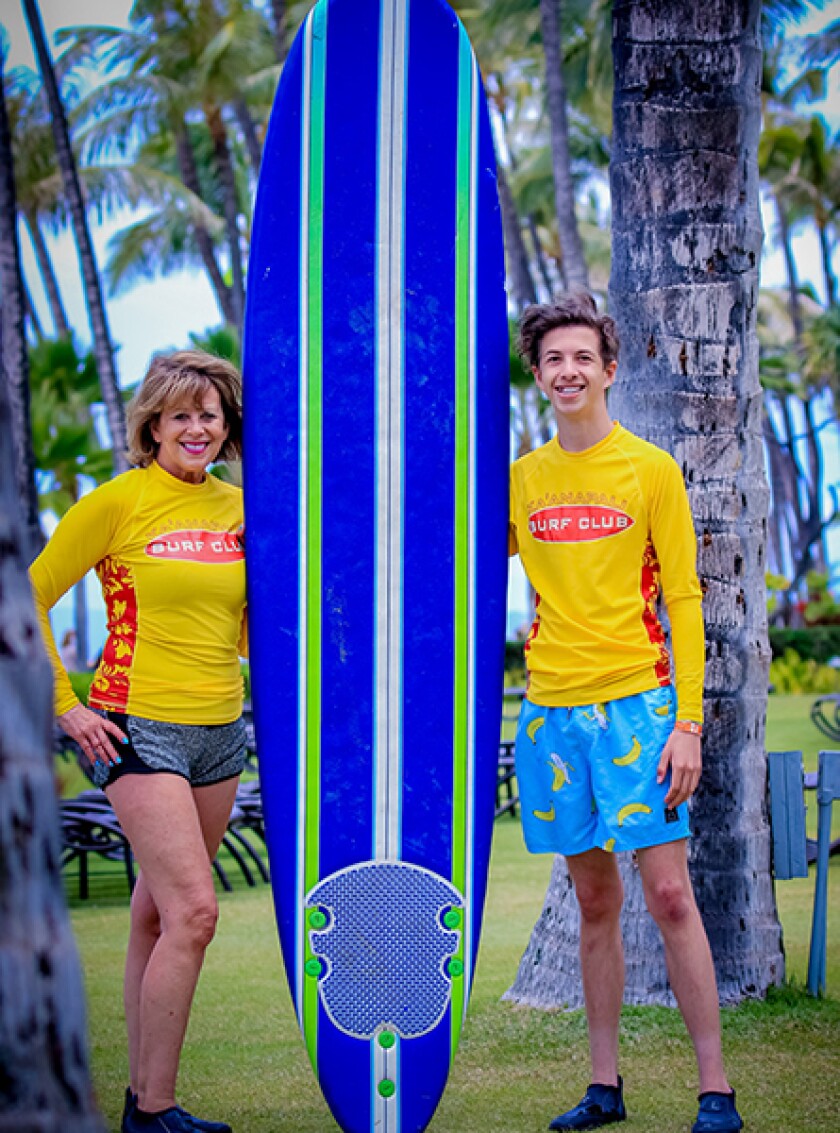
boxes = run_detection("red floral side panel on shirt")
[89,556,138,712]
[639,539,671,686]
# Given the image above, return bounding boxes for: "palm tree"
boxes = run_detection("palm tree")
[460,0,611,298]
[65,0,280,335]
[21,0,127,472]
[6,66,213,345]
[4,69,71,338]
[756,14,840,588]
[0,353,104,1133]
[64,14,237,327]
[758,278,835,597]
[497,160,540,309]
[508,0,784,1009]
[0,46,42,559]
[268,0,290,62]
[539,0,588,288]
[791,115,838,308]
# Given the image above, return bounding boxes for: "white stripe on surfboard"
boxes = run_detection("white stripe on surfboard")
[372,1035,399,1133]
[374,0,408,867]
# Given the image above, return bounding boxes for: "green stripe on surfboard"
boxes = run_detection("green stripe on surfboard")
[450,24,476,1059]
[301,0,328,1073]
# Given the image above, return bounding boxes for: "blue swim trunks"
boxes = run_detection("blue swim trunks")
[514,685,690,856]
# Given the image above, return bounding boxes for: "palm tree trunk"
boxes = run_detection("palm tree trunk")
[22,0,128,472]
[817,220,837,308]
[538,0,589,289]
[0,353,104,1133]
[527,213,556,297]
[23,209,69,338]
[763,408,792,581]
[508,0,784,1010]
[269,0,289,64]
[204,103,246,333]
[0,50,43,560]
[497,161,538,310]
[770,196,829,583]
[23,278,45,343]
[494,98,541,306]
[173,123,236,326]
[233,97,262,175]
[777,394,808,565]
[801,397,827,573]
[775,193,804,342]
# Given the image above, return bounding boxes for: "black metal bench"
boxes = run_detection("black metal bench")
[496,740,518,819]
[61,793,136,900]
[811,694,840,743]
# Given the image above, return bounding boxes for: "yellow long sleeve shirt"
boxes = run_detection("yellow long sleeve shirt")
[29,460,246,725]
[509,423,704,721]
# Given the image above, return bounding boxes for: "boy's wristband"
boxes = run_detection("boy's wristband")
[675,720,703,737]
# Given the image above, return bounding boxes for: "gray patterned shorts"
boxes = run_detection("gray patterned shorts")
[92,712,247,790]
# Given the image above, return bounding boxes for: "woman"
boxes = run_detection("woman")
[30,351,247,1133]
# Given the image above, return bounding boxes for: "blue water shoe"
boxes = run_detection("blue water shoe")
[122,1091,232,1133]
[549,1077,626,1130]
[692,1090,743,1133]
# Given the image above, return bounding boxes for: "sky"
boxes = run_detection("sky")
[5,0,220,388]
[3,0,839,645]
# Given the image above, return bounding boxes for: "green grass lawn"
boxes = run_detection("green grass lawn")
[67,695,840,1132]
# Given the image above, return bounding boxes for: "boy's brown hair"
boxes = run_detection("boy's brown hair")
[517,291,620,369]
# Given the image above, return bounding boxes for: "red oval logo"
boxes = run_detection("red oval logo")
[528,505,635,543]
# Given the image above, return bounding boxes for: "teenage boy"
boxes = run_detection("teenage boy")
[509,293,742,1133]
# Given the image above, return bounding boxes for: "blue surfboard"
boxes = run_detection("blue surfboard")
[243,2,508,1130]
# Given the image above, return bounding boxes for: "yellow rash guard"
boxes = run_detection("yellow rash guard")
[509,423,704,722]
[29,460,247,725]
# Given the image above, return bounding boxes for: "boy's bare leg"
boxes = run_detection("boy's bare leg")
[566,849,625,1086]
[637,840,731,1095]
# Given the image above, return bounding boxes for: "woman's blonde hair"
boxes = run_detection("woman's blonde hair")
[126,350,243,468]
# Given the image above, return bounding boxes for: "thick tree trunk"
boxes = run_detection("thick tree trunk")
[23,210,69,339]
[508,0,784,1010]
[0,51,43,560]
[22,0,128,472]
[0,355,103,1132]
[539,0,589,289]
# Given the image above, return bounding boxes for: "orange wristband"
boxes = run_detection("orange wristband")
[675,720,703,737]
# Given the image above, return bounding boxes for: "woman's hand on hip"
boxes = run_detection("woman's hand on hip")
[58,704,128,767]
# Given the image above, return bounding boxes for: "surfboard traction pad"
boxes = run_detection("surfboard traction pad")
[305,861,464,1041]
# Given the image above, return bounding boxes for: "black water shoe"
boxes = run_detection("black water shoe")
[692,1090,743,1133]
[548,1077,626,1131]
